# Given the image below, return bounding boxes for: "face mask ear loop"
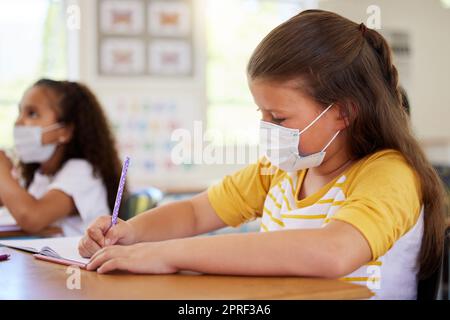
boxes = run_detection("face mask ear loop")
[299,103,334,135]
[321,130,341,152]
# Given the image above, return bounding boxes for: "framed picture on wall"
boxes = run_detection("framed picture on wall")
[100,0,145,35]
[148,1,191,37]
[97,0,194,77]
[148,40,191,75]
[100,38,145,75]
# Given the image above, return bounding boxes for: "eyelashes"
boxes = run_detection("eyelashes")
[256,107,286,124]
[272,118,286,124]
[26,110,39,118]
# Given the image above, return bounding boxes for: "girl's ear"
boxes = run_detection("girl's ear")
[334,101,356,130]
[58,124,74,144]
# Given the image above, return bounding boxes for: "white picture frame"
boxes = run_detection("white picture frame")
[100,0,144,35]
[148,1,190,37]
[148,39,191,75]
[101,38,145,75]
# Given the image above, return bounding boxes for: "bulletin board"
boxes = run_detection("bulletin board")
[97,0,194,77]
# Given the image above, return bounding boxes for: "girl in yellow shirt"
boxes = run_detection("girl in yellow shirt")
[79,10,447,299]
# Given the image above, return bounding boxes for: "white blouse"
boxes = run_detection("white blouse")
[28,159,110,236]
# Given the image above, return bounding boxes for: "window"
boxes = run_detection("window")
[0,0,67,149]
[205,0,317,146]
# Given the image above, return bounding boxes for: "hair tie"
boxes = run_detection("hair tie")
[359,23,367,36]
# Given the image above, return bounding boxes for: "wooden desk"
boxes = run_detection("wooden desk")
[0,248,373,300]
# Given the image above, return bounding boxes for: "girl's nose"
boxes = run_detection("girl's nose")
[15,114,25,126]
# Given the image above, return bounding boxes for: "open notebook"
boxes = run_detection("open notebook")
[0,236,89,268]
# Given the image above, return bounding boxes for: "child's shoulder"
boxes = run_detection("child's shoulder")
[346,148,418,186]
[362,148,405,162]
[355,148,410,170]
[56,159,95,178]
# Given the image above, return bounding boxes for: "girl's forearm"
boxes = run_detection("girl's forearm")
[128,199,200,243]
[0,171,75,233]
[166,229,345,278]
[0,173,38,225]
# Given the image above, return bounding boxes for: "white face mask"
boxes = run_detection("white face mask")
[259,103,340,172]
[13,123,63,164]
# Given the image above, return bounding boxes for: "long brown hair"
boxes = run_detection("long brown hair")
[247,10,447,279]
[20,79,127,215]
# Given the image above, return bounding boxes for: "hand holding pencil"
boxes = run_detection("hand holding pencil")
[78,157,135,258]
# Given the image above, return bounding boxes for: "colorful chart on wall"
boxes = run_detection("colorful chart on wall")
[102,93,201,185]
[98,0,193,76]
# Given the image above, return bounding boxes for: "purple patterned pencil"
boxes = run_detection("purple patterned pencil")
[111,156,130,226]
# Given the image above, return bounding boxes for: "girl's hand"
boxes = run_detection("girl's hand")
[86,242,178,274]
[0,151,13,177]
[78,216,137,258]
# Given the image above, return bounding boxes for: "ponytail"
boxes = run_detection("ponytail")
[362,26,403,108]
[360,28,448,277]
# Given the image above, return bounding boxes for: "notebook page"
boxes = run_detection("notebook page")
[0,236,89,264]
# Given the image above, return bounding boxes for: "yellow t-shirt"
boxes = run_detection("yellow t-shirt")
[207,149,424,299]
